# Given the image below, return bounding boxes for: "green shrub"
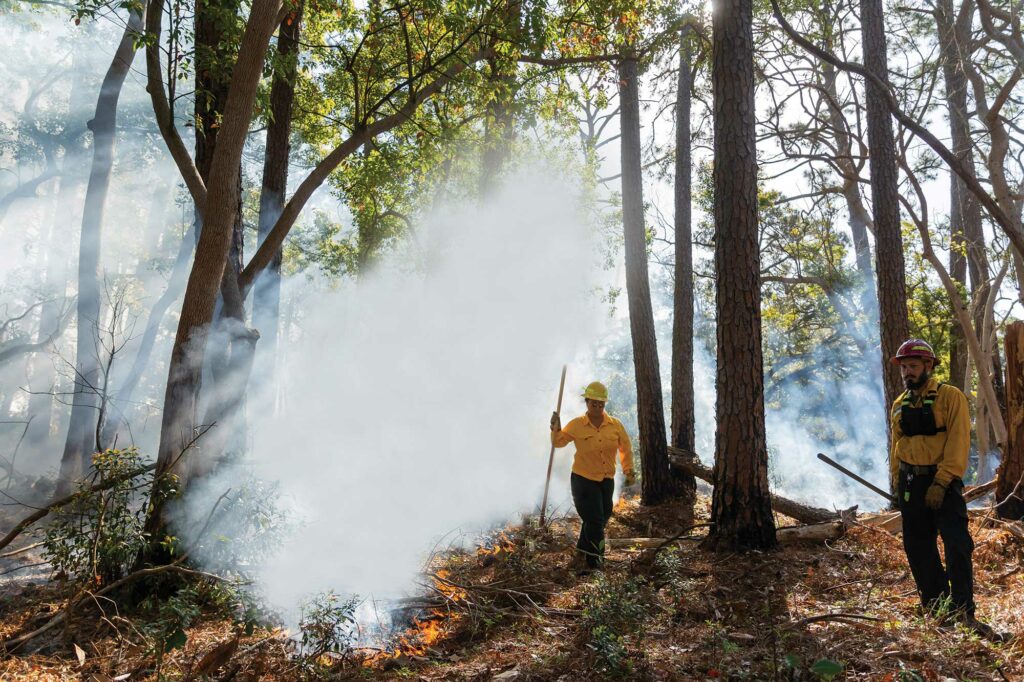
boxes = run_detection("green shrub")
[580,574,648,676]
[298,590,360,662]
[43,448,159,585]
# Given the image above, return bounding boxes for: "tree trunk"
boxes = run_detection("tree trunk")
[817,1,875,293]
[478,0,520,197]
[24,193,68,454]
[618,56,678,506]
[997,321,1024,519]
[253,2,304,385]
[56,12,144,495]
[861,0,909,474]
[478,59,516,197]
[706,0,776,551]
[670,30,697,506]
[668,449,841,524]
[936,0,975,392]
[145,0,284,553]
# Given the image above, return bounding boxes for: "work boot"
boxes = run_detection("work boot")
[962,617,1011,644]
[567,553,589,575]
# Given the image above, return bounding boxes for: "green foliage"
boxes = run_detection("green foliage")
[580,573,648,676]
[587,625,632,677]
[182,476,294,578]
[653,546,689,600]
[809,658,844,680]
[43,448,160,586]
[298,591,360,666]
[137,582,234,665]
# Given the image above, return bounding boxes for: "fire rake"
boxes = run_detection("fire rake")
[816,452,896,504]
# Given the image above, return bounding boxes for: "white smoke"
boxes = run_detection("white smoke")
[181,168,610,612]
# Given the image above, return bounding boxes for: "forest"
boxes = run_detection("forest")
[0,0,1023,678]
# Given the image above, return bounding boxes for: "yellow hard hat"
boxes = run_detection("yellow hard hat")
[582,381,609,402]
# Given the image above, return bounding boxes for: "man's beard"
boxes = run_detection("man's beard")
[904,371,930,390]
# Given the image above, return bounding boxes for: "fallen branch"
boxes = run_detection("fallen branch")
[668,448,851,525]
[609,521,845,549]
[1,562,230,652]
[789,612,884,628]
[965,479,997,503]
[0,541,43,558]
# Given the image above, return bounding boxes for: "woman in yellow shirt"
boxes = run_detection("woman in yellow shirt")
[550,381,635,572]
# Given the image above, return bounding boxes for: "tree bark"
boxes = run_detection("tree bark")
[706,0,776,551]
[861,0,909,476]
[146,0,284,549]
[997,321,1024,520]
[253,2,304,385]
[478,0,521,197]
[618,56,678,506]
[56,11,144,495]
[670,29,697,506]
[816,0,875,293]
[936,0,975,392]
[24,198,68,454]
[668,449,841,525]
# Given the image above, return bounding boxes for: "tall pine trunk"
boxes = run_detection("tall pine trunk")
[253,3,304,385]
[705,0,776,551]
[670,29,697,506]
[56,11,144,494]
[861,0,909,464]
[936,0,973,391]
[618,56,677,505]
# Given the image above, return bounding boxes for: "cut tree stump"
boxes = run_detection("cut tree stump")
[607,521,844,549]
[668,447,851,524]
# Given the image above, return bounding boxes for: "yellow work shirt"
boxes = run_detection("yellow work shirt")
[889,377,970,488]
[551,413,634,482]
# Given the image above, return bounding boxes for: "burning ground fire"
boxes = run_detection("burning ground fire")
[368,533,516,665]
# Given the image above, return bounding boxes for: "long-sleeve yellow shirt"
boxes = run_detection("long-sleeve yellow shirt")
[889,377,971,488]
[551,413,634,482]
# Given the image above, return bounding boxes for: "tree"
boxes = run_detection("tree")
[669,26,697,506]
[618,53,678,505]
[252,1,305,383]
[56,9,145,494]
[140,0,565,549]
[997,321,1024,520]
[860,0,909,451]
[934,0,975,392]
[705,0,775,551]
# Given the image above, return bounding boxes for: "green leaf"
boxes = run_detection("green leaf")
[165,627,188,651]
[784,654,801,669]
[810,659,844,680]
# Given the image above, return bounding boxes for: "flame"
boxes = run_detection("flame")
[368,534,520,666]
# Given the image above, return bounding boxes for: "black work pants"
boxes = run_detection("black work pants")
[898,469,975,616]
[571,473,615,568]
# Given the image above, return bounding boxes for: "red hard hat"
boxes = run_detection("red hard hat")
[890,338,939,366]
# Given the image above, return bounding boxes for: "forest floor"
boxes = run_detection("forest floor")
[0,487,1022,681]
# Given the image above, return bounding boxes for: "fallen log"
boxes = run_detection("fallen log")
[964,479,997,503]
[607,521,845,549]
[668,448,849,525]
[860,503,1022,536]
